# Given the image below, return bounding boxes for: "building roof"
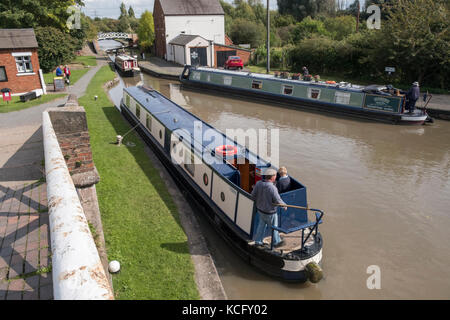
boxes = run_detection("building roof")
[0,29,39,50]
[159,0,224,16]
[169,34,207,46]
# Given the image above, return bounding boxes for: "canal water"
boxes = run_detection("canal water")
[101,41,450,300]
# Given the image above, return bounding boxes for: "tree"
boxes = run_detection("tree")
[128,6,136,18]
[229,18,265,47]
[367,0,449,88]
[324,15,356,40]
[117,16,131,33]
[35,26,77,72]
[119,2,127,19]
[137,11,155,52]
[277,0,319,21]
[0,0,85,30]
[291,16,328,42]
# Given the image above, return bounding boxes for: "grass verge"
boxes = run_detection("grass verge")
[73,55,98,67]
[43,68,90,86]
[78,65,199,300]
[0,94,67,113]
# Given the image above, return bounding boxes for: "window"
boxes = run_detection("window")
[126,94,130,107]
[0,67,7,82]
[146,114,152,131]
[335,91,351,105]
[192,72,201,80]
[15,56,33,73]
[252,80,263,89]
[282,85,294,95]
[223,76,232,85]
[136,104,140,119]
[184,150,195,176]
[308,88,321,99]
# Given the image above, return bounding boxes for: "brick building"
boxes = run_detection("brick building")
[0,28,46,96]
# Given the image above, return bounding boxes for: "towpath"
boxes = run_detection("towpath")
[0,55,107,300]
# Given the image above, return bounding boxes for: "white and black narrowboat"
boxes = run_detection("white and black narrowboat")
[180,66,431,125]
[115,54,140,77]
[120,85,325,282]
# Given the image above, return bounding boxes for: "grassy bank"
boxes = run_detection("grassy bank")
[78,66,199,300]
[0,94,67,113]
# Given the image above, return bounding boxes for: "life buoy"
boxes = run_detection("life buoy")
[326,80,336,84]
[215,145,237,157]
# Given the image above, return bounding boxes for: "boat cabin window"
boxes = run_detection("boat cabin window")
[136,104,141,119]
[308,88,321,99]
[252,80,263,90]
[282,85,294,96]
[125,94,130,107]
[146,114,152,131]
[335,91,351,104]
[184,149,195,177]
[224,76,232,85]
[192,72,201,80]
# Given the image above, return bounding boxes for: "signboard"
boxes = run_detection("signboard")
[385,67,395,73]
[2,91,11,102]
[363,94,402,113]
[53,77,65,91]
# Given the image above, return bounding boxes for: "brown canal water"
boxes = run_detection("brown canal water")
[110,73,450,300]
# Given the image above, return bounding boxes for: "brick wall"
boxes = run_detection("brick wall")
[154,0,166,59]
[0,48,43,95]
[48,102,99,187]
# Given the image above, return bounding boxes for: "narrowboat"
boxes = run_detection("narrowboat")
[180,66,431,125]
[114,54,140,77]
[120,85,325,283]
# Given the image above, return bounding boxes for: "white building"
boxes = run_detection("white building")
[154,0,225,66]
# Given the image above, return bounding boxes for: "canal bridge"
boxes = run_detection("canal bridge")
[97,32,135,41]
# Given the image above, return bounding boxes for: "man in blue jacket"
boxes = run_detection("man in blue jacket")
[252,168,287,248]
[406,81,420,113]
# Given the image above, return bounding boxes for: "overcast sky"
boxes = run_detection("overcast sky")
[81,0,279,19]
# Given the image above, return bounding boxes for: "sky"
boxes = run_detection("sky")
[81,0,279,19]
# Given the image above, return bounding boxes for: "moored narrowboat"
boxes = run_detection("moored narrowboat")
[115,54,140,77]
[180,66,431,125]
[120,85,325,283]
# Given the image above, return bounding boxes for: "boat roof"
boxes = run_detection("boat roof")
[124,86,271,169]
[194,67,370,93]
[116,54,136,61]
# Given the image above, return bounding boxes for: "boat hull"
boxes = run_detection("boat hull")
[120,100,323,282]
[115,65,140,77]
[180,69,429,125]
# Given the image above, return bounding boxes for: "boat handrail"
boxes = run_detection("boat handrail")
[270,205,324,251]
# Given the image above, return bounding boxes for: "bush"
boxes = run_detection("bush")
[229,18,265,48]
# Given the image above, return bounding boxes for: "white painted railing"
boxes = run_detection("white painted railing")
[42,111,114,300]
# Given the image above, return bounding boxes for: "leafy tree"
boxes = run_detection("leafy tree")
[119,2,128,19]
[229,18,265,48]
[117,16,131,33]
[367,0,449,88]
[324,15,356,40]
[128,6,135,18]
[35,26,78,73]
[0,0,85,30]
[137,11,155,52]
[291,16,328,42]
